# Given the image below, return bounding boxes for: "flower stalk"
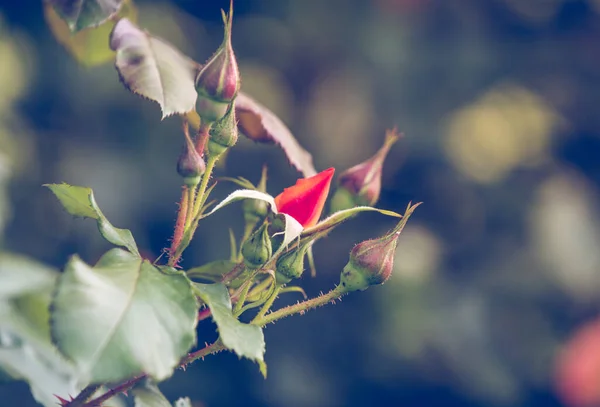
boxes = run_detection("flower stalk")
[253,285,347,326]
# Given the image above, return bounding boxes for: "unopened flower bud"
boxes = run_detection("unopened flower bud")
[177,135,206,187]
[208,101,238,158]
[195,3,240,123]
[275,242,310,285]
[241,222,272,269]
[339,203,418,292]
[331,128,400,212]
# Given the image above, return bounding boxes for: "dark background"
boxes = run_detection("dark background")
[1,0,600,406]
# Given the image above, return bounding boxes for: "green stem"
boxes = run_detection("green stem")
[233,278,253,316]
[221,263,245,284]
[247,277,273,301]
[251,286,281,323]
[254,285,347,326]
[184,183,197,232]
[180,339,226,365]
[170,156,218,264]
[192,155,217,222]
[79,341,225,407]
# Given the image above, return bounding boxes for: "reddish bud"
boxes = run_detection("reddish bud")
[339,203,418,292]
[274,168,335,228]
[195,2,240,122]
[331,128,400,211]
[177,123,205,186]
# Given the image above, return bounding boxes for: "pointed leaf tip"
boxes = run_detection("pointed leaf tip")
[192,283,265,363]
[46,183,139,256]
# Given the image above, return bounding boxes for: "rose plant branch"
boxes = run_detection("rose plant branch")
[77,341,226,407]
[7,1,424,406]
[254,285,347,327]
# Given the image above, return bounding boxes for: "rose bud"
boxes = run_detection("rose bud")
[195,1,240,123]
[208,100,238,159]
[177,125,206,186]
[331,128,400,212]
[241,222,272,269]
[275,242,310,285]
[274,168,335,228]
[339,203,419,292]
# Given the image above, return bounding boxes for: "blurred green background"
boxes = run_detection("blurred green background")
[2,0,600,406]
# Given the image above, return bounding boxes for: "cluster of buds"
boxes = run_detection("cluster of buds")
[241,169,335,272]
[177,1,240,184]
[174,0,417,330]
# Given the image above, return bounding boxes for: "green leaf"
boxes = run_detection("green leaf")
[0,254,82,407]
[45,0,137,66]
[187,260,237,282]
[192,283,265,363]
[110,18,199,119]
[302,206,403,238]
[0,253,58,300]
[51,249,198,383]
[45,183,139,256]
[206,189,303,251]
[132,380,171,407]
[49,0,124,33]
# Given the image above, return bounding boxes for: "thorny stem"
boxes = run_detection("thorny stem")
[79,341,225,407]
[221,263,244,284]
[184,183,196,231]
[233,284,252,316]
[194,122,211,158]
[63,384,100,407]
[168,121,217,266]
[232,271,259,316]
[251,286,282,323]
[78,286,348,405]
[79,376,142,407]
[254,285,347,326]
[247,276,273,301]
[181,339,226,365]
[169,155,218,265]
[168,187,189,266]
[192,155,217,222]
